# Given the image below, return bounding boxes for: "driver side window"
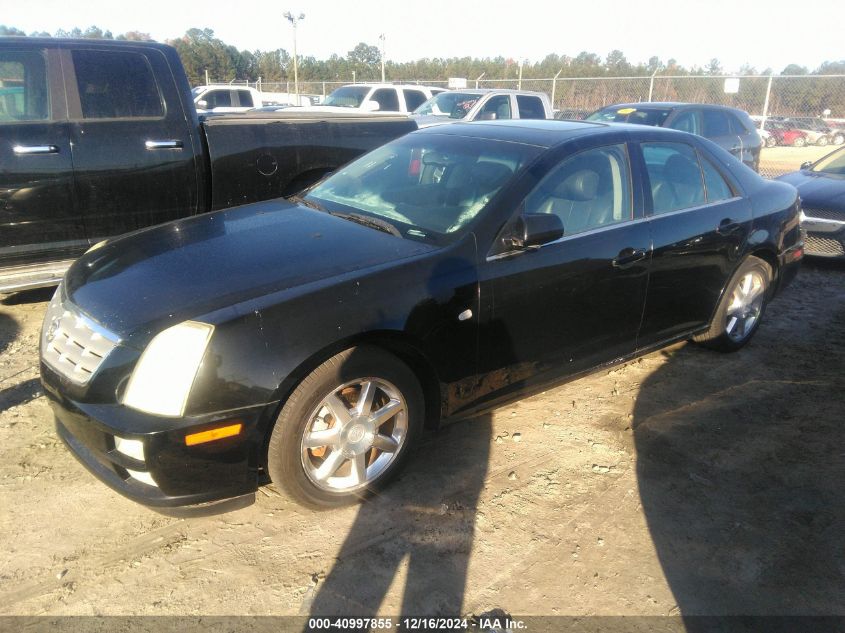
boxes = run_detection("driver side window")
[523,145,632,235]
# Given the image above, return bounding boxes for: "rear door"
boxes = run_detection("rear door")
[64,44,199,241]
[401,88,428,113]
[0,45,81,269]
[701,107,743,162]
[635,139,751,348]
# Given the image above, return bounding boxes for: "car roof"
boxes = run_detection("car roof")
[414,118,691,147]
[435,89,547,96]
[600,101,746,114]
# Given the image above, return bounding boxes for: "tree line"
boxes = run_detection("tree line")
[3,24,843,88]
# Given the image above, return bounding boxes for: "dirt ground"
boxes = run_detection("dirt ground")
[0,259,843,622]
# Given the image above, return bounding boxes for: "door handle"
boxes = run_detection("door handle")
[145,140,183,150]
[13,145,59,155]
[612,247,647,268]
[717,218,741,235]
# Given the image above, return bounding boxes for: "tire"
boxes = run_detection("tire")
[267,345,423,508]
[833,133,845,146]
[693,256,773,353]
[765,136,777,148]
[793,136,806,147]
[817,135,829,147]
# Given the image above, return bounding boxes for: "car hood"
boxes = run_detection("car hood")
[65,200,435,342]
[777,171,845,208]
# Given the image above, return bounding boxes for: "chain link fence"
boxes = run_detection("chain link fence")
[228,74,845,179]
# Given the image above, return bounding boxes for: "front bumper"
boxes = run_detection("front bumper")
[801,215,845,258]
[43,363,272,515]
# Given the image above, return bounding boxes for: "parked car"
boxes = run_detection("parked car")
[782,117,833,146]
[41,120,803,514]
[0,38,417,292]
[824,120,845,146]
[303,83,445,114]
[758,127,776,148]
[777,146,845,258]
[586,102,762,171]
[411,89,552,127]
[763,120,810,147]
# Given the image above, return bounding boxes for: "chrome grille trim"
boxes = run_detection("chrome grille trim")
[803,208,845,223]
[40,287,120,385]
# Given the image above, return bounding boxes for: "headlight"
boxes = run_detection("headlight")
[122,321,214,417]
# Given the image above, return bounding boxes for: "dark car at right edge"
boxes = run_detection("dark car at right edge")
[40,120,803,514]
[777,146,845,258]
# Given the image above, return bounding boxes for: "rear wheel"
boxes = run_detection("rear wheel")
[817,135,829,147]
[693,256,772,352]
[267,346,423,507]
[765,135,777,148]
[833,133,845,146]
[793,136,806,147]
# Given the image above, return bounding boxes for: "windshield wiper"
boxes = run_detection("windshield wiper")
[330,211,402,237]
[288,195,326,211]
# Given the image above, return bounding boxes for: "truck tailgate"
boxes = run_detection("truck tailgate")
[201,112,417,211]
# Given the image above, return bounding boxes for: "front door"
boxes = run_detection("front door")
[0,46,80,269]
[476,142,650,404]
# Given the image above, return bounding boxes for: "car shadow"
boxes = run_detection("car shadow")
[303,412,492,619]
[1,287,54,306]
[634,284,845,623]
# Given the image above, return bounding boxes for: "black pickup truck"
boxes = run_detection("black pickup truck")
[0,38,416,292]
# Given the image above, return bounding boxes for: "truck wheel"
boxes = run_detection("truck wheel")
[693,256,772,353]
[267,346,423,507]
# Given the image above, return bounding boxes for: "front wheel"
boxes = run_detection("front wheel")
[833,133,845,146]
[266,346,423,508]
[793,136,806,147]
[817,135,829,147]
[693,256,772,352]
[765,136,777,148]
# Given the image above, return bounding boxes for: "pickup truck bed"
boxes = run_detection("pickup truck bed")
[0,38,416,293]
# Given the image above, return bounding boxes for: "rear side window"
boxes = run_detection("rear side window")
[642,142,705,214]
[72,50,163,119]
[0,50,49,122]
[700,157,734,202]
[403,89,428,111]
[517,95,545,119]
[236,90,254,107]
[728,112,752,135]
[370,88,400,112]
[702,109,731,137]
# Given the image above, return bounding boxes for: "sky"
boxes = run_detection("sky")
[3,0,843,74]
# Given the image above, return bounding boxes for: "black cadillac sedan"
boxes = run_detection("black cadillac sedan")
[40,120,804,514]
[777,146,845,258]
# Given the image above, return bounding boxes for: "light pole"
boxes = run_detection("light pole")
[379,33,386,83]
[284,11,305,100]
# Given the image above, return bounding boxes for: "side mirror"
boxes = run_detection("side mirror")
[513,213,564,249]
[800,161,813,170]
[362,100,381,112]
[196,100,208,110]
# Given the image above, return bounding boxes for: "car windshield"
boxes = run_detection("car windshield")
[586,106,672,126]
[810,148,845,177]
[323,86,370,108]
[414,92,482,118]
[305,134,541,244]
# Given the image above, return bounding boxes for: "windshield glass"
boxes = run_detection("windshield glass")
[323,86,370,108]
[586,106,672,126]
[305,134,541,244]
[414,92,481,118]
[810,147,845,176]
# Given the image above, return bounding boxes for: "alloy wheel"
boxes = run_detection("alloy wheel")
[725,271,766,343]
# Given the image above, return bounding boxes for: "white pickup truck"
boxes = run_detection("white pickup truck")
[192,85,312,113]
[411,89,553,128]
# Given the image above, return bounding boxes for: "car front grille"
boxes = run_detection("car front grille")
[803,207,845,223]
[804,234,845,257]
[41,287,120,385]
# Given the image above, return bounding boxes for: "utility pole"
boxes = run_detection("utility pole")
[284,11,305,100]
[379,33,386,83]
